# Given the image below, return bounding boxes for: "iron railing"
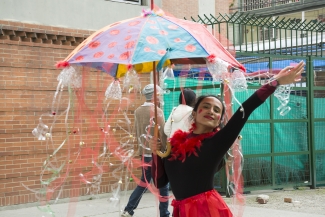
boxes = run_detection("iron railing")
[177,12,325,191]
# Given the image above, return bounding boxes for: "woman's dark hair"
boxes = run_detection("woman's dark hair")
[193,95,226,128]
[179,88,196,107]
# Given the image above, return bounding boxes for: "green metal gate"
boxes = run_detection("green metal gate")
[234,54,314,191]
[309,56,325,187]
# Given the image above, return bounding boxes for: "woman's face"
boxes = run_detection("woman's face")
[192,97,223,131]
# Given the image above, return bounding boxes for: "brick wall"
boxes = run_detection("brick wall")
[215,0,232,15]
[162,0,199,19]
[0,21,148,207]
[162,0,231,21]
[161,0,233,53]
[215,0,232,43]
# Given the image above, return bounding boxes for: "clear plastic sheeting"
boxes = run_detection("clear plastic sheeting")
[32,118,49,140]
[160,67,174,95]
[230,70,248,92]
[162,66,174,80]
[226,138,245,217]
[105,79,122,100]
[57,66,82,89]
[274,84,293,116]
[28,65,163,217]
[123,70,141,93]
[206,57,229,82]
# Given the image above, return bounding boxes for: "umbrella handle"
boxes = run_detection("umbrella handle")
[156,142,171,158]
[154,124,171,158]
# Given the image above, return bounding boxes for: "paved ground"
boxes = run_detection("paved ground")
[0,190,324,217]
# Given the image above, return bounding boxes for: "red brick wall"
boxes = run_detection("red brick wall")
[0,21,148,207]
[215,0,232,41]
[215,0,232,15]
[162,0,231,20]
[162,0,199,19]
[161,0,231,48]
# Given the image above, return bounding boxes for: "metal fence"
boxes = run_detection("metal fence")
[170,13,325,191]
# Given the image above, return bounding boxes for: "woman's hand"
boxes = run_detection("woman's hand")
[274,60,305,85]
[149,137,162,154]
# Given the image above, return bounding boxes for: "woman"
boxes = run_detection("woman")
[151,61,305,217]
[164,88,196,139]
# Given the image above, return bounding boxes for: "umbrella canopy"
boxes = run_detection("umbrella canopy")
[58,10,247,158]
[64,11,244,72]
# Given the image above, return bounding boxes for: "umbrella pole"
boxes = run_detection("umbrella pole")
[150,0,170,157]
[153,61,158,125]
[151,0,158,144]
[153,61,171,157]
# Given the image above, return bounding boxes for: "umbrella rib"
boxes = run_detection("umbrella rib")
[161,16,210,56]
[155,16,172,50]
[130,16,151,64]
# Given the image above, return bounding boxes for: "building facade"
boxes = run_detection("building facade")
[230,0,325,52]
[234,0,325,17]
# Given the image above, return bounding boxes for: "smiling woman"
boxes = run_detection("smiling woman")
[192,95,225,133]
[151,61,305,217]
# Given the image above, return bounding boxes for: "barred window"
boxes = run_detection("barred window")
[260,28,278,41]
[243,0,272,11]
[108,0,142,5]
[243,0,300,11]
[275,0,300,6]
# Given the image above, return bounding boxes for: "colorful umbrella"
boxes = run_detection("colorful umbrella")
[62,10,245,74]
[58,9,246,157]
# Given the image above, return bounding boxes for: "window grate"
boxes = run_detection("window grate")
[107,0,142,5]
[242,0,300,12]
[259,28,278,41]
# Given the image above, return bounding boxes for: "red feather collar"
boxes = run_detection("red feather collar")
[169,129,218,162]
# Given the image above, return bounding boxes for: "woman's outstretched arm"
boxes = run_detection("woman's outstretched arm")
[208,61,305,154]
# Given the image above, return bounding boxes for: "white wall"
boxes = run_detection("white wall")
[198,0,215,17]
[0,0,162,30]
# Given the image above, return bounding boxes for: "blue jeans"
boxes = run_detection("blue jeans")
[124,156,170,217]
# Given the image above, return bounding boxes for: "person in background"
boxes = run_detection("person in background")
[164,88,196,139]
[122,84,170,217]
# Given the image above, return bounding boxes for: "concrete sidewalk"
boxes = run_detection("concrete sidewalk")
[0,191,324,217]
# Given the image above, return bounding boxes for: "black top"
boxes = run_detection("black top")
[152,85,275,200]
